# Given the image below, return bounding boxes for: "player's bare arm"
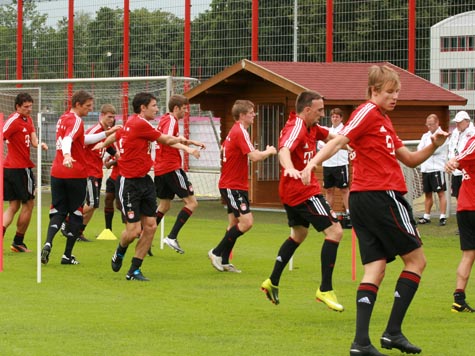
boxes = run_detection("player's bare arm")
[248,145,277,162]
[396,130,449,168]
[278,146,301,179]
[302,135,349,185]
[157,134,187,146]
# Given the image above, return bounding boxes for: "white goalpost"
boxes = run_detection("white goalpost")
[0,77,222,282]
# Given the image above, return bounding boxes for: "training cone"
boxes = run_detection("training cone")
[96,229,118,240]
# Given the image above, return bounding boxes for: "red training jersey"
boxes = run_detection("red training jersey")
[117,114,162,178]
[279,112,329,206]
[456,136,475,211]
[340,101,406,193]
[3,112,36,168]
[84,121,107,178]
[154,113,181,175]
[51,111,87,179]
[218,121,254,191]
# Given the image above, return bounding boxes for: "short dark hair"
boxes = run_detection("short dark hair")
[71,90,93,107]
[231,100,254,121]
[168,94,189,112]
[330,108,343,117]
[15,92,33,109]
[132,92,157,114]
[295,91,323,113]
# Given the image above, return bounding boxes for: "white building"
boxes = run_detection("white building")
[431,11,475,118]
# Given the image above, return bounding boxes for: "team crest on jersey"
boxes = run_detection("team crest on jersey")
[127,210,135,220]
[379,126,387,133]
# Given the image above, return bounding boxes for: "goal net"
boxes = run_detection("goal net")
[0,78,221,200]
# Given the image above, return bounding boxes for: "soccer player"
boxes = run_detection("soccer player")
[302,65,448,356]
[260,91,344,311]
[208,99,277,273]
[3,92,47,252]
[154,94,206,254]
[446,135,475,313]
[416,114,448,226]
[103,144,121,234]
[41,90,120,265]
[110,92,187,281]
[78,104,118,241]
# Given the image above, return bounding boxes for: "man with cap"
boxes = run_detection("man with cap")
[448,111,475,202]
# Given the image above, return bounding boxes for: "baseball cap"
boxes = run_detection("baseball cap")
[453,111,471,123]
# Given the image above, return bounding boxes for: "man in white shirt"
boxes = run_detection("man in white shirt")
[318,108,350,225]
[448,111,475,201]
[417,114,448,226]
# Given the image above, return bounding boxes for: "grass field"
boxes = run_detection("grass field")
[1,196,474,356]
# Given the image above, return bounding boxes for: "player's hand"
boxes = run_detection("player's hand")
[190,148,200,159]
[283,167,301,179]
[301,165,314,185]
[266,145,277,155]
[445,157,459,173]
[63,154,76,169]
[106,125,122,136]
[431,130,449,147]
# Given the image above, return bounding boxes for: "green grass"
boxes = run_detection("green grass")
[1,197,474,355]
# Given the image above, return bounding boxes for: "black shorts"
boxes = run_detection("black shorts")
[451,175,463,198]
[284,194,338,231]
[105,176,116,194]
[85,177,102,208]
[323,165,349,189]
[155,169,194,200]
[50,176,87,216]
[220,188,251,217]
[422,171,446,193]
[117,175,157,223]
[349,191,422,265]
[3,167,35,202]
[457,211,475,250]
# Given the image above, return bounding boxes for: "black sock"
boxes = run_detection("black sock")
[116,243,128,257]
[454,289,466,304]
[46,214,65,245]
[220,225,243,265]
[269,237,299,286]
[320,239,339,291]
[213,226,243,263]
[168,207,193,239]
[354,283,379,346]
[105,207,114,230]
[13,232,25,245]
[63,235,77,258]
[385,271,420,335]
[156,211,164,226]
[128,257,143,275]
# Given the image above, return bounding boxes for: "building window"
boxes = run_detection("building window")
[441,36,475,52]
[440,68,475,90]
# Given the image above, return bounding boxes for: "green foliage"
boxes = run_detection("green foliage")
[0,198,473,355]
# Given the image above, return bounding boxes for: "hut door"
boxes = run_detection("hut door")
[249,103,285,205]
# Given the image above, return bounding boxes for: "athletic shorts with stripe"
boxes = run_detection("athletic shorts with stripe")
[323,165,349,189]
[3,167,35,202]
[349,190,422,265]
[117,175,157,223]
[422,171,446,193]
[283,194,338,231]
[457,211,475,250]
[219,188,251,217]
[85,176,102,208]
[155,169,194,200]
